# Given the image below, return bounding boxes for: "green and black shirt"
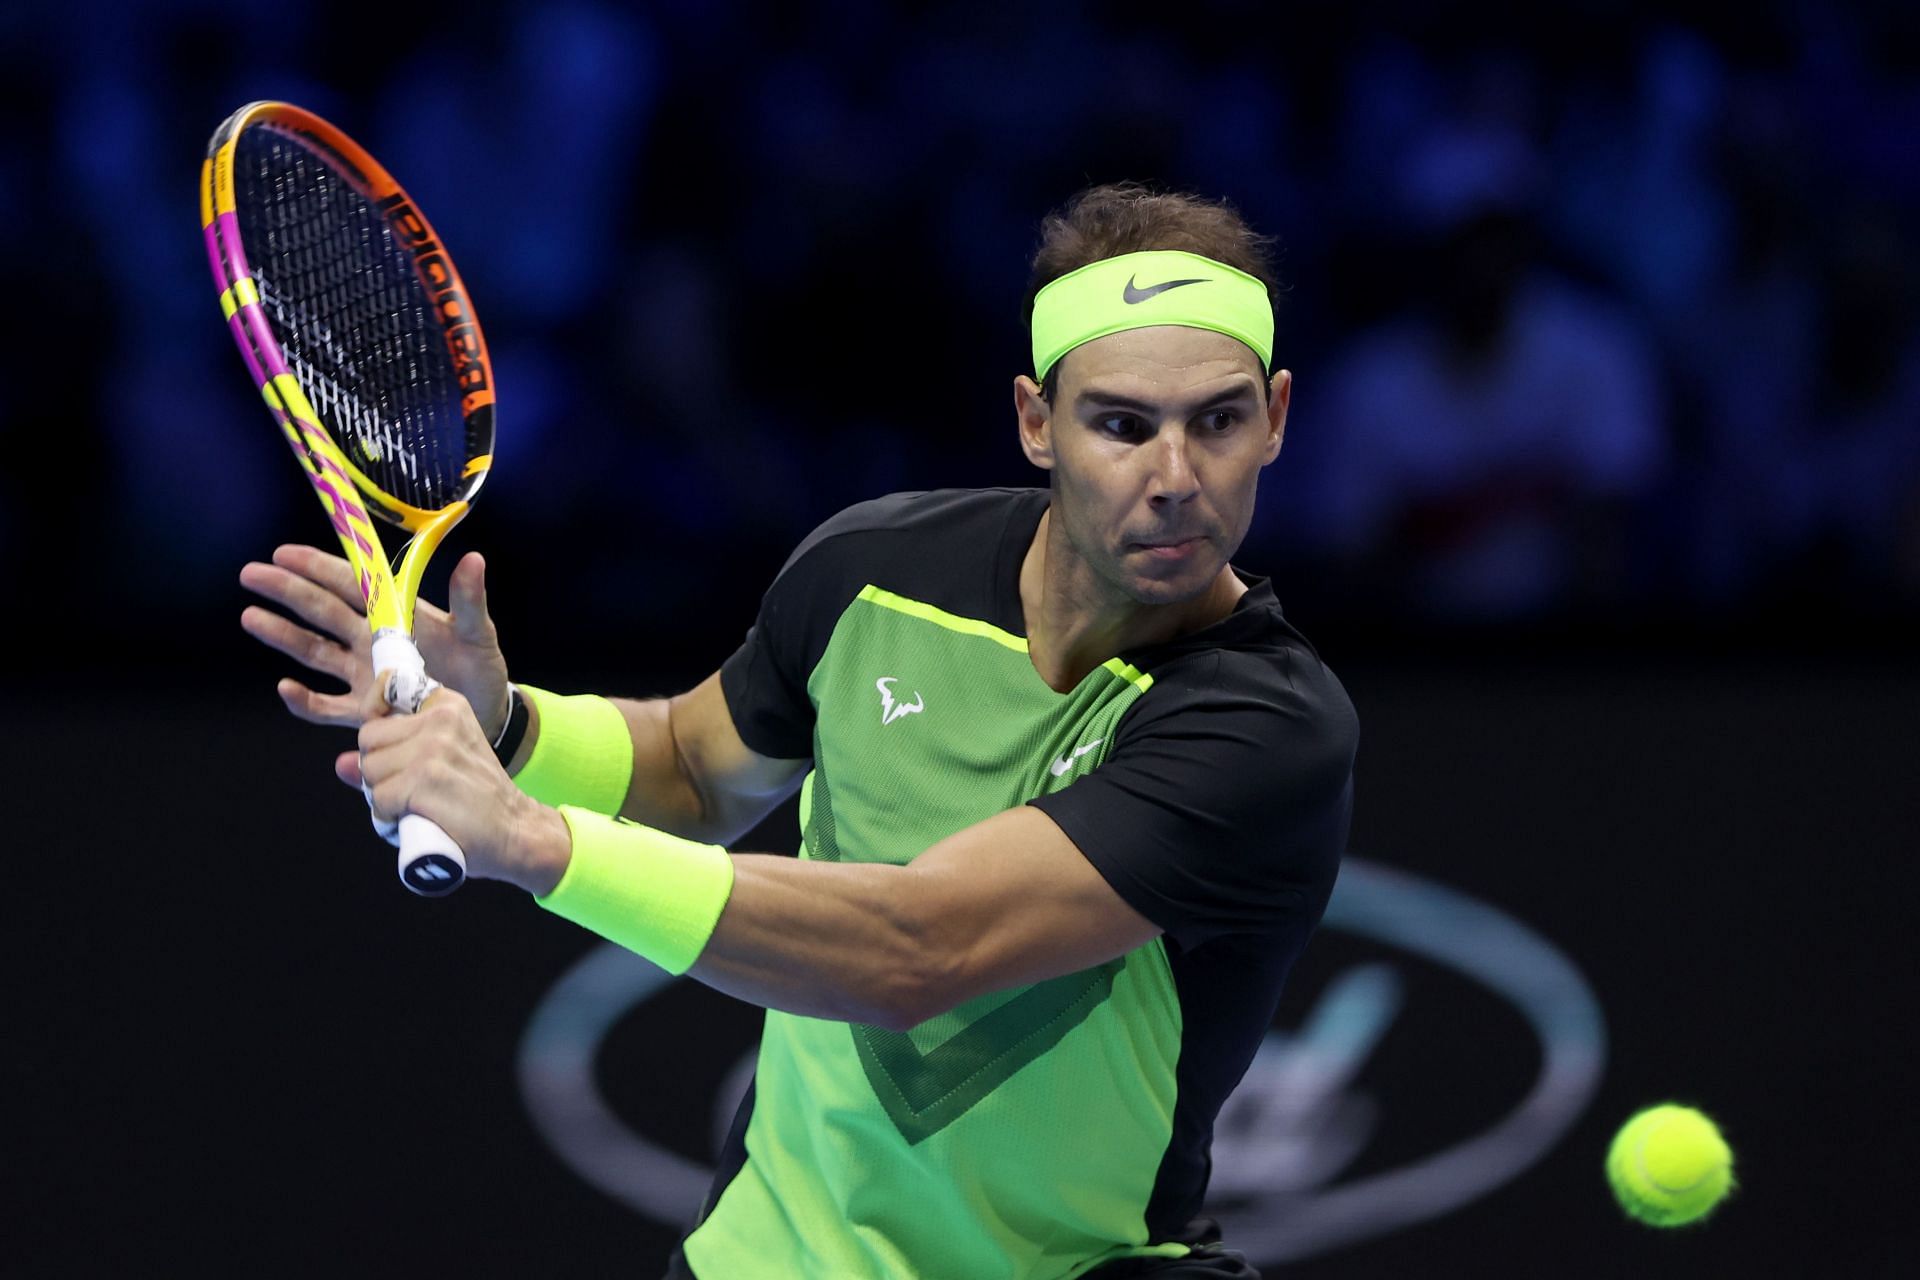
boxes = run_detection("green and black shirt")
[672,487,1357,1280]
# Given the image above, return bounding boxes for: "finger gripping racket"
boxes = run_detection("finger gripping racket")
[202,102,495,897]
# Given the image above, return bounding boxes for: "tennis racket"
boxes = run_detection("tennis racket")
[201,101,496,897]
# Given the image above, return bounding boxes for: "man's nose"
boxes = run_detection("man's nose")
[1147,428,1201,504]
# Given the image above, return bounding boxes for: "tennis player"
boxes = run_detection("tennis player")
[241,183,1357,1280]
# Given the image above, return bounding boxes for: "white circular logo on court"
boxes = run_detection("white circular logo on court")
[514,856,1606,1263]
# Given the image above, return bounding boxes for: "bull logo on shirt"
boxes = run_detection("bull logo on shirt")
[875,676,926,726]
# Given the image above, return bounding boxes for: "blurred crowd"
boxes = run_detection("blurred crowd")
[3,0,1917,650]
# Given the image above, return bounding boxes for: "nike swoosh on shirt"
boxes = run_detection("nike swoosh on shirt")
[1049,738,1105,777]
[1122,274,1208,304]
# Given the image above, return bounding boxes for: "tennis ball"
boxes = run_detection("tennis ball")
[1606,1103,1735,1227]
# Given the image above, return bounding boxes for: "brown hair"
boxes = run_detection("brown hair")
[1023,182,1282,398]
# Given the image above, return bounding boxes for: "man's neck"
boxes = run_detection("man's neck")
[1020,509,1247,693]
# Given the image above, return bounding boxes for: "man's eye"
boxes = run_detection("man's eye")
[1098,415,1145,437]
[1201,410,1240,432]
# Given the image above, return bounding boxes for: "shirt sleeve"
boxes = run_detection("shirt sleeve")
[1027,648,1358,950]
[719,497,925,760]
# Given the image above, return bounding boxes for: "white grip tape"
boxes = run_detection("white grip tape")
[364,630,468,895]
[372,631,437,714]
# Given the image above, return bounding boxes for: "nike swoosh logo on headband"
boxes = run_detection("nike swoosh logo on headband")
[1122,274,1209,304]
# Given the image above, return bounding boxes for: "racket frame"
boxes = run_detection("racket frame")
[201,100,494,640]
[202,101,497,895]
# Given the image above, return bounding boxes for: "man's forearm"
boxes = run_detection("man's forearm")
[503,690,714,832]
[503,689,715,840]
[679,805,1140,1030]
[522,803,1143,1032]
[513,804,935,1028]
[688,852,938,1030]
[611,694,717,837]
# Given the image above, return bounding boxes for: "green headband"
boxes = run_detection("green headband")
[1030,249,1274,383]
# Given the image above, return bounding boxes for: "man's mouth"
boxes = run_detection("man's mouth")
[1131,535,1207,560]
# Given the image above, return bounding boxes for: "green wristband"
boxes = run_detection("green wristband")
[511,685,633,815]
[535,807,735,975]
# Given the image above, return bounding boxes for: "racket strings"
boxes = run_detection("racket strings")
[233,125,470,515]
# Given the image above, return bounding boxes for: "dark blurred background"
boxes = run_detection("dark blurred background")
[3,1,1916,1276]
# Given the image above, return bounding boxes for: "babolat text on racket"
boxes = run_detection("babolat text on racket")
[201,101,495,896]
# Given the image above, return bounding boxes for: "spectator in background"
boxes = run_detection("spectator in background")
[1301,120,1668,622]
[1661,81,1822,606]
[1672,84,1920,611]
[1786,201,1920,603]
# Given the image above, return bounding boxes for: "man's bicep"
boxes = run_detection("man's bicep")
[904,805,1162,1016]
[665,670,809,844]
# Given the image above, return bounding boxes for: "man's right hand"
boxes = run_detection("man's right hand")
[239,545,514,739]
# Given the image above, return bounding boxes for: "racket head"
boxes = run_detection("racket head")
[201,101,495,631]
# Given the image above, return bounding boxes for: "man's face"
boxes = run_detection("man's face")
[1017,325,1290,606]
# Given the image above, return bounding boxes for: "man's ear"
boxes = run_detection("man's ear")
[1263,368,1292,465]
[1014,374,1055,471]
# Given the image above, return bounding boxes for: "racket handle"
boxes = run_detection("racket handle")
[370,630,469,897]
